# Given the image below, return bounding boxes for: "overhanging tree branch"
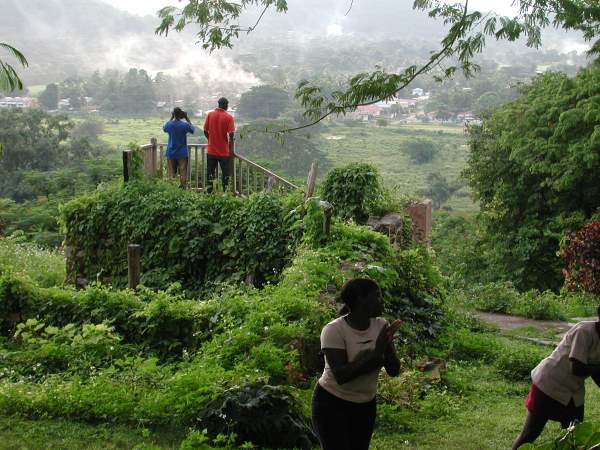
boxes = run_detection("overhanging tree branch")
[155,0,600,131]
[0,43,28,92]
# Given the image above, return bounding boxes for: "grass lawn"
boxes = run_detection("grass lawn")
[0,417,182,449]
[320,122,475,212]
[26,85,46,98]
[97,116,208,148]
[2,363,597,449]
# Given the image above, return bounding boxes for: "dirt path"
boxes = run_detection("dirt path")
[474,311,576,332]
[474,312,595,346]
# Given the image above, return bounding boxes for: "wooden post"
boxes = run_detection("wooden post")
[127,244,141,289]
[266,176,276,193]
[150,138,158,175]
[122,150,130,183]
[323,206,333,239]
[246,163,250,196]
[304,161,318,201]
[159,145,164,178]
[195,146,199,190]
[203,147,206,189]
[229,139,235,193]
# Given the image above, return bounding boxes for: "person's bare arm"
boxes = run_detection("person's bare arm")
[322,347,384,385]
[570,358,600,377]
[228,132,235,156]
[383,341,401,377]
[324,321,401,384]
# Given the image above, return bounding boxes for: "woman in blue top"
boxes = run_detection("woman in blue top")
[163,107,195,187]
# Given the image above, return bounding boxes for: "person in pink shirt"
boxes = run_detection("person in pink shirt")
[513,305,600,449]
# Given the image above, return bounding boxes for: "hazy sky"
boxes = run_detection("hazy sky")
[102,0,519,18]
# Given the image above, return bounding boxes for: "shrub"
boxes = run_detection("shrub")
[448,329,502,363]
[0,237,65,287]
[464,281,521,314]
[519,421,600,449]
[198,382,315,449]
[321,163,386,224]
[562,220,600,294]
[10,320,122,377]
[496,342,548,381]
[60,181,299,292]
[403,138,439,164]
[512,290,565,321]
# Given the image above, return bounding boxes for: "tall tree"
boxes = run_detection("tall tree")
[38,83,59,110]
[464,62,600,291]
[237,85,290,119]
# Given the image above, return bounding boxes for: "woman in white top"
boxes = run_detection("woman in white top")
[312,278,401,450]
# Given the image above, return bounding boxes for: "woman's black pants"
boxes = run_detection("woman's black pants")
[311,383,377,450]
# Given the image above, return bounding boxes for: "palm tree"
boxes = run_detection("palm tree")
[0,42,28,92]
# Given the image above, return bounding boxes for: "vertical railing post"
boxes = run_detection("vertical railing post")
[304,161,318,201]
[201,146,206,189]
[233,156,238,194]
[195,146,199,190]
[246,163,250,196]
[122,149,130,183]
[150,138,157,175]
[159,145,164,178]
[127,244,141,289]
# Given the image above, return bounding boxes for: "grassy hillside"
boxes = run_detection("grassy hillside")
[320,122,474,212]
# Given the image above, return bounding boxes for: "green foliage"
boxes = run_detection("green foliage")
[0,42,28,92]
[432,211,496,288]
[198,382,315,449]
[562,219,600,294]
[453,281,598,321]
[321,163,386,224]
[447,328,548,381]
[495,342,547,381]
[1,319,123,379]
[237,85,291,120]
[0,237,64,287]
[237,120,328,177]
[465,65,600,291]
[0,175,447,446]
[520,422,600,450]
[421,172,460,209]
[60,181,297,292]
[71,118,104,143]
[38,83,59,110]
[403,138,439,164]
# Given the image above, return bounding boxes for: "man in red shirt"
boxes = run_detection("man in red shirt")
[203,97,235,193]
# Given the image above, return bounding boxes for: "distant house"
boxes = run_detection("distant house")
[395,98,418,107]
[355,104,385,120]
[0,96,37,109]
[457,111,480,124]
[58,98,71,110]
[412,88,424,97]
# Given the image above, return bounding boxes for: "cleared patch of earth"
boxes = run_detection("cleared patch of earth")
[474,311,596,346]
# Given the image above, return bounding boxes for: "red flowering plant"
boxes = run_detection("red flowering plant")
[562,220,600,294]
